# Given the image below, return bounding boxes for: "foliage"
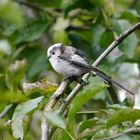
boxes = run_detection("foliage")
[12,96,43,139]
[0,0,140,140]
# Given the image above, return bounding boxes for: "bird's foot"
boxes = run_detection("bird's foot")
[77,77,88,86]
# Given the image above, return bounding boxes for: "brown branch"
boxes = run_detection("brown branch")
[65,25,90,31]
[48,21,140,138]
[13,0,48,13]
[41,78,72,140]
[13,0,53,18]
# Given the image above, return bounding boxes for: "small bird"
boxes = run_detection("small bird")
[47,43,133,95]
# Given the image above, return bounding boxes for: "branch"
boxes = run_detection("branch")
[101,127,140,140]
[96,23,140,65]
[41,78,72,140]
[66,25,90,31]
[13,0,48,13]
[19,1,45,12]
[49,21,140,138]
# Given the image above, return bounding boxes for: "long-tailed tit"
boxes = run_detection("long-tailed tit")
[47,43,133,95]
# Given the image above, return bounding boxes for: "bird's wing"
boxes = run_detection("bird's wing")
[75,49,89,62]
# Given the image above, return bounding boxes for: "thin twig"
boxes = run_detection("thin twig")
[48,21,140,138]
[0,104,13,118]
[13,0,48,13]
[100,127,140,140]
[13,0,53,18]
[66,25,90,31]
[41,118,49,140]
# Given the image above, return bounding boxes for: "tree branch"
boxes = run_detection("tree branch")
[66,25,90,31]
[100,127,140,140]
[41,78,72,140]
[13,0,48,13]
[48,21,140,138]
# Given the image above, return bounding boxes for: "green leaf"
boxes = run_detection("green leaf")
[92,25,105,47]
[53,30,69,44]
[120,10,140,22]
[67,80,106,138]
[11,96,44,139]
[29,0,62,7]
[56,129,71,140]
[112,19,138,58]
[64,0,95,17]
[9,20,49,45]
[0,91,27,103]
[27,55,48,78]
[23,79,58,96]
[79,118,98,133]
[19,48,48,79]
[0,1,24,27]
[115,55,140,64]
[68,81,106,119]
[45,111,66,129]
[6,59,27,89]
[99,30,114,48]
[68,33,93,58]
[131,0,140,13]
[107,109,140,128]
[45,111,76,140]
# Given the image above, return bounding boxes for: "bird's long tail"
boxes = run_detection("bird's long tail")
[71,61,134,95]
[92,67,134,95]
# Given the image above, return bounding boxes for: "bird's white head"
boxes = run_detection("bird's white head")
[47,43,64,59]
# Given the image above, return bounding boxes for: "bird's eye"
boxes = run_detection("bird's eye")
[52,52,55,55]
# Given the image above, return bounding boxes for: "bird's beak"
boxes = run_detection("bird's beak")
[48,56,50,59]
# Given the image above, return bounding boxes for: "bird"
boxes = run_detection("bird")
[47,43,133,95]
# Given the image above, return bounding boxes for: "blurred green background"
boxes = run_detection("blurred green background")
[0,0,140,139]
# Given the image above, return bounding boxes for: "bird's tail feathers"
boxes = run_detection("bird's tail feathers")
[92,68,134,95]
[70,60,134,95]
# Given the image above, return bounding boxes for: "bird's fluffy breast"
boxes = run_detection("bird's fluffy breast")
[49,56,83,76]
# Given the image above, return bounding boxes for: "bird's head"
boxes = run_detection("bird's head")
[47,43,64,59]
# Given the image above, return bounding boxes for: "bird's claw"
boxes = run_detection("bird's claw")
[78,78,88,86]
